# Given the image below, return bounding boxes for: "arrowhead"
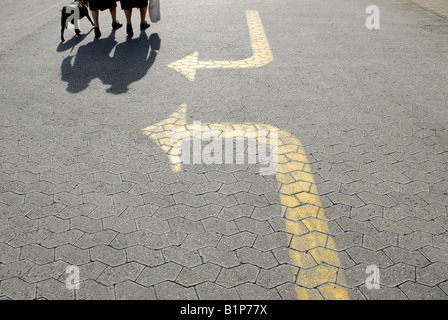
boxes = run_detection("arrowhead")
[142,104,188,172]
[167,52,199,81]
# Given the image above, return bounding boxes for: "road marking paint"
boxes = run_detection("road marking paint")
[142,105,350,300]
[167,11,273,81]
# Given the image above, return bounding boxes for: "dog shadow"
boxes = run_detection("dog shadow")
[57,28,93,52]
[61,31,161,94]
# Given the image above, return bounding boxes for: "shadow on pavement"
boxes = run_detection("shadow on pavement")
[60,31,161,94]
[56,28,94,53]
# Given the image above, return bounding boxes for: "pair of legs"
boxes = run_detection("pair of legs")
[124,7,147,25]
[91,8,123,38]
[124,6,150,36]
[91,8,120,28]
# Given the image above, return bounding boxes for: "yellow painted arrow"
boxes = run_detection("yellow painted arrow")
[167,11,274,81]
[142,105,350,300]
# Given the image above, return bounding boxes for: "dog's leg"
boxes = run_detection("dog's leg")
[86,13,95,27]
[61,11,67,42]
[75,11,82,37]
[80,6,95,27]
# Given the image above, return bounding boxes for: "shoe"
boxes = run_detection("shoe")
[126,24,133,36]
[94,27,101,38]
[140,21,150,30]
[112,21,123,30]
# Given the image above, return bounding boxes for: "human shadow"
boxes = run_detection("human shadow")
[61,31,118,93]
[105,31,160,94]
[61,31,161,94]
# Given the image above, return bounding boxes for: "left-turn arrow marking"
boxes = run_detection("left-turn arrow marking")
[167,11,274,81]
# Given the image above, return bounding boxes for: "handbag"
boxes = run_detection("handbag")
[149,0,161,23]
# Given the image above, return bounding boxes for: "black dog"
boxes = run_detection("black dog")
[61,0,94,42]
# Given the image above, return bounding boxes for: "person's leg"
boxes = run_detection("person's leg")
[124,9,132,24]
[92,10,100,28]
[91,9,101,37]
[140,6,147,23]
[110,7,122,29]
[140,6,150,29]
[110,8,118,23]
[125,9,133,36]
